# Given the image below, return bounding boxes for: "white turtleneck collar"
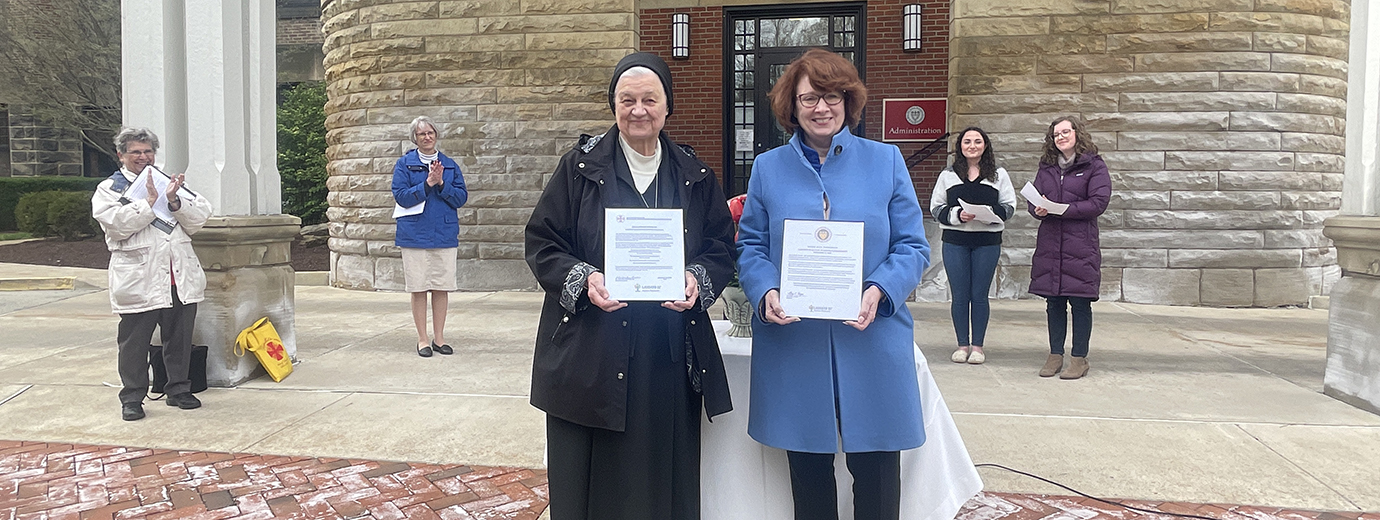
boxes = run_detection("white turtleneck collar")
[618,135,662,193]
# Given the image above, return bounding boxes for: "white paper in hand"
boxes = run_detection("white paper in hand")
[957,199,1003,224]
[1020,182,1069,215]
[392,201,425,218]
[129,167,177,224]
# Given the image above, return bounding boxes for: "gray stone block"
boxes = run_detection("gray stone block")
[1220,71,1300,92]
[1100,229,1263,249]
[1165,151,1293,171]
[456,259,536,291]
[1171,190,1281,210]
[1099,267,1122,301]
[1122,268,1200,305]
[374,256,405,291]
[1265,229,1332,248]
[334,254,375,289]
[1324,276,1380,415]
[1168,249,1301,269]
[1109,170,1217,191]
[1117,131,1279,151]
[1254,268,1311,307]
[1200,268,1254,307]
[1102,248,1168,268]
[1109,191,1170,210]
[196,265,297,387]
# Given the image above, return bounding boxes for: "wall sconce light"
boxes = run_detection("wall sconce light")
[672,13,690,59]
[903,4,922,52]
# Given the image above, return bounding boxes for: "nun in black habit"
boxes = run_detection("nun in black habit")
[523,52,737,519]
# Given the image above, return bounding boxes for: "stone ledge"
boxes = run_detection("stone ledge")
[0,277,75,291]
[193,215,303,271]
[1322,216,1380,277]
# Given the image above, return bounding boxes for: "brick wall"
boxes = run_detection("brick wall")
[277,17,323,46]
[640,7,724,180]
[639,0,951,206]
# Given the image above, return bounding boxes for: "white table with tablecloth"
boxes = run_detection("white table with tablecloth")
[700,320,983,520]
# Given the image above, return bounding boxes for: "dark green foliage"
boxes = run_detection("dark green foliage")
[15,191,98,239]
[0,177,104,230]
[278,82,329,226]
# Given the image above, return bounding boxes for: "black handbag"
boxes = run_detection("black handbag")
[150,344,208,394]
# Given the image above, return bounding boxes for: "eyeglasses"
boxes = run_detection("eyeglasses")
[124,150,155,156]
[415,130,436,138]
[1052,129,1074,139]
[797,92,845,108]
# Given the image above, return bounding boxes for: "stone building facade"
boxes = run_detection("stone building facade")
[320,0,633,290]
[951,0,1348,306]
[322,0,1349,307]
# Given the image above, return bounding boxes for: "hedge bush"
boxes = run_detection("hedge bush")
[279,82,328,226]
[15,191,99,240]
[0,176,105,231]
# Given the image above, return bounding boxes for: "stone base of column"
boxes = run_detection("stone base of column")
[1321,216,1380,415]
[191,215,301,387]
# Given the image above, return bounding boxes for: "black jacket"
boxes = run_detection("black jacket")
[524,126,736,431]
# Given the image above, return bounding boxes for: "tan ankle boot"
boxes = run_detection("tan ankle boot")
[1060,357,1090,379]
[1039,354,1063,377]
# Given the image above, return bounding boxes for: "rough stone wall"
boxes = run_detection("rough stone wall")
[951,0,1348,307]
[0,107,10,177]
[5,106,84,177]
[321,0,636,291]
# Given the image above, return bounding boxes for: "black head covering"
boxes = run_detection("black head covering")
[608,52,674,116]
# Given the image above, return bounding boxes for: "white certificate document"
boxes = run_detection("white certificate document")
[392,201,424,218]
[780,219,864,320]
[1020,182,1069,215]
[604,208,685,301]
[957,198,1003,224]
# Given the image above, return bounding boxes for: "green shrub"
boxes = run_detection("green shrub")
[16,191,60,235]
[47,192,100,240]
[0,176,105,231]
[278,82,328,226]
[15,191,98,239]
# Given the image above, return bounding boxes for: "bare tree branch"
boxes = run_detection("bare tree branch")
[0,0,122,159]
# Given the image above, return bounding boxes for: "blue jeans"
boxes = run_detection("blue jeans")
[943,242,1001,346]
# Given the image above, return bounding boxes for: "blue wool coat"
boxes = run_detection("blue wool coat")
[392,150,468,249]
[736,127,931,454]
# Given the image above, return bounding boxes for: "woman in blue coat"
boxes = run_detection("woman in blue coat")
[736,49,931,520]
[392,116,468,357]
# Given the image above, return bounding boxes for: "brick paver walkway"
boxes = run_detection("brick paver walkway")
[3,440,1376,520]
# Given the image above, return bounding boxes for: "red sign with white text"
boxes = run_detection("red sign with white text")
[881,98,947,142]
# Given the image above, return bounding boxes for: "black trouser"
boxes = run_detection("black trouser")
[787,450,901,520]
[117,287,196,405]
[1046,296,1092,357]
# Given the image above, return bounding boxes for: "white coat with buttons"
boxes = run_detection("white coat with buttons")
[91,168,215,315]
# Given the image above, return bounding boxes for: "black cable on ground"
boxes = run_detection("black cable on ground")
[975,463,1221,520]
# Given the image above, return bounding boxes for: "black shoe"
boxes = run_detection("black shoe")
[166,393,201,409]
[431,342,453,355]
[417,344,433,357]
[122,403,145,421]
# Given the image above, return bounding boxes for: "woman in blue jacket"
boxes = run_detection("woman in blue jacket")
[736,49,930,520]
[392,116,468,357]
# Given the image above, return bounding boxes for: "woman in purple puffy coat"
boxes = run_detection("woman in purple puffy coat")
[1027,116,1111,380]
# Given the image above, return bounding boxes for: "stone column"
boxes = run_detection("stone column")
[1322,1,1380,415]
[321,0,635,291]
[122,0,294,386]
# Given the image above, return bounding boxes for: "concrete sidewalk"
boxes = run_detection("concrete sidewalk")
[0,261,1376,514]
